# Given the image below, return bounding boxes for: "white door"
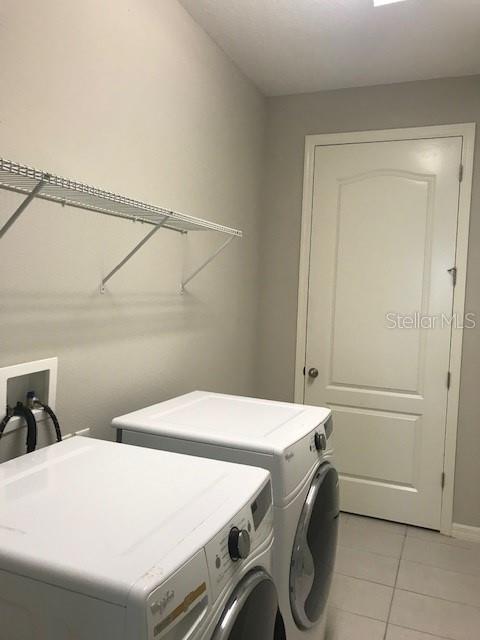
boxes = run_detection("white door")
[302,135,463,529]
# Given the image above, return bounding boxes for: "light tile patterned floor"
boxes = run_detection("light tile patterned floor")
[326,513,480,640]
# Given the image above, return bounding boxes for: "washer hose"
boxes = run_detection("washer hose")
[0,403,38,453]
[38,402,62,442]
[0,412,12,438]
[26,392,62,442]
[16,403,38,453]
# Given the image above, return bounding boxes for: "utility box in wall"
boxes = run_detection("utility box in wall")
[0,358,58,435]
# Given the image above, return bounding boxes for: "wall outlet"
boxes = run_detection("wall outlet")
[0,358,58,435]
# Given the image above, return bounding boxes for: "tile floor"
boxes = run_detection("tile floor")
[326,513,480,640]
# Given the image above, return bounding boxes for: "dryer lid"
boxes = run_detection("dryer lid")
[113,391,331,454]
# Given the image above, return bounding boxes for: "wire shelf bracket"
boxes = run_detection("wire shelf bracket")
[0,158,243,291]
[0,177,47,239]
[181,235,235,292]
[100,217,169,293]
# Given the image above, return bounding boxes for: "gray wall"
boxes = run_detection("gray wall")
[257,75,480,527]
[0,0,265,459]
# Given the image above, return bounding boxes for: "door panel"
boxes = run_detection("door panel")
[330,406,420,486]
[331,171,432,392]
[303,137,462,529]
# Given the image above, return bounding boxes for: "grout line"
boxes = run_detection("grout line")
[393,586,480,613]
[337,542,404,560]
[387,622,453,640]
[335,571,394,592]
[329,605,390,626]
[383,524,407,640]
[334,569,396,589]
[406,530,480,552]
[333,570,397,590]
[334,563,480,611]
[337,541,404,561]
[397,555,480,579]
[400,555,480,579]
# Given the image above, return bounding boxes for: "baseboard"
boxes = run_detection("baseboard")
[452,523,480,543]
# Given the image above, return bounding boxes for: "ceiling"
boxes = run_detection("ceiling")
[178,0,480,96]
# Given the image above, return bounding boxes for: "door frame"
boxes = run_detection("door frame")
[294,124,476,535]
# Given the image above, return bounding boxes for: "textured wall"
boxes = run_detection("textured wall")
[258,75,480,527]
[0,0,265,459]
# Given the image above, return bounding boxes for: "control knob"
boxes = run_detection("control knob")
[314,431,327,451]
[228,527,251,562]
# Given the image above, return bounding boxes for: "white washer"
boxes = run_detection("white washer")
[113,391,339,640]
[0,436,277,640]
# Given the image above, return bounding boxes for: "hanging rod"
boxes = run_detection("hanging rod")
[0,158,243,291]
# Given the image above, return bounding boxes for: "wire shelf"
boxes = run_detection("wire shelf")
[0,158,243,291]
[0,158,243,237]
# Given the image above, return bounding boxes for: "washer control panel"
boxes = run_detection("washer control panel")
[204,479,273,600]
[228,526,251,561]
[146,549,209,639]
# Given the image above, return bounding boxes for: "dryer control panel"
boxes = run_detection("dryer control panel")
[204,479,273,601]
[280,414,333,500]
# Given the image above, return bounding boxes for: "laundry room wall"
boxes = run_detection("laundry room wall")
[0,0,266,460]
[257,74,480,528]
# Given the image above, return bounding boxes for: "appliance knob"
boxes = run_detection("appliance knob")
[314,432,327,451]
[228,527,251,562]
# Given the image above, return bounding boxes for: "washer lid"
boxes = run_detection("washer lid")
[0,437,269,606]
[113,391,331,454]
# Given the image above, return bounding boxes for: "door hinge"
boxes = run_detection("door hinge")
[447,371,451,389]
[447,266,457,287]
[459,163,464,183]
[441,472,446,489]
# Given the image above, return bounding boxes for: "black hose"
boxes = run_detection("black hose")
[37,402,62,442]
[13,403,37,453]
[26,392,62,443]
[0,412,12,438]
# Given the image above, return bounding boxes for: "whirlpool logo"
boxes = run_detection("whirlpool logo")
[152,590,175,616]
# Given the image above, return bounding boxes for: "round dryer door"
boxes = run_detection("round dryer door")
[212,569,278,640]
[289,461,339,630]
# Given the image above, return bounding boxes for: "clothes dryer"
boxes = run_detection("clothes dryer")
[114,392,339,640]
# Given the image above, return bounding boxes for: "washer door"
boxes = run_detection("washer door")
[290,461,339,630]
[212,569,278,640]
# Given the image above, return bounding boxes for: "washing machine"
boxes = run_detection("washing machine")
[0,435,278,640]
[113,391,339,640]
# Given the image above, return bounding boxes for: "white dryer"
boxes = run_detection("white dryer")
[0,436,277,640]
[113,391,339,640]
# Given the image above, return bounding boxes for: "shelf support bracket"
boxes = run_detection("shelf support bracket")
[100,217,168,293]
[0,178,46,239]
[181,235,235,292]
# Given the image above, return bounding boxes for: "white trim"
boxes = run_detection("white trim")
[452,523,480,544]
[294,124,476,536]
[0,357,58,435]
